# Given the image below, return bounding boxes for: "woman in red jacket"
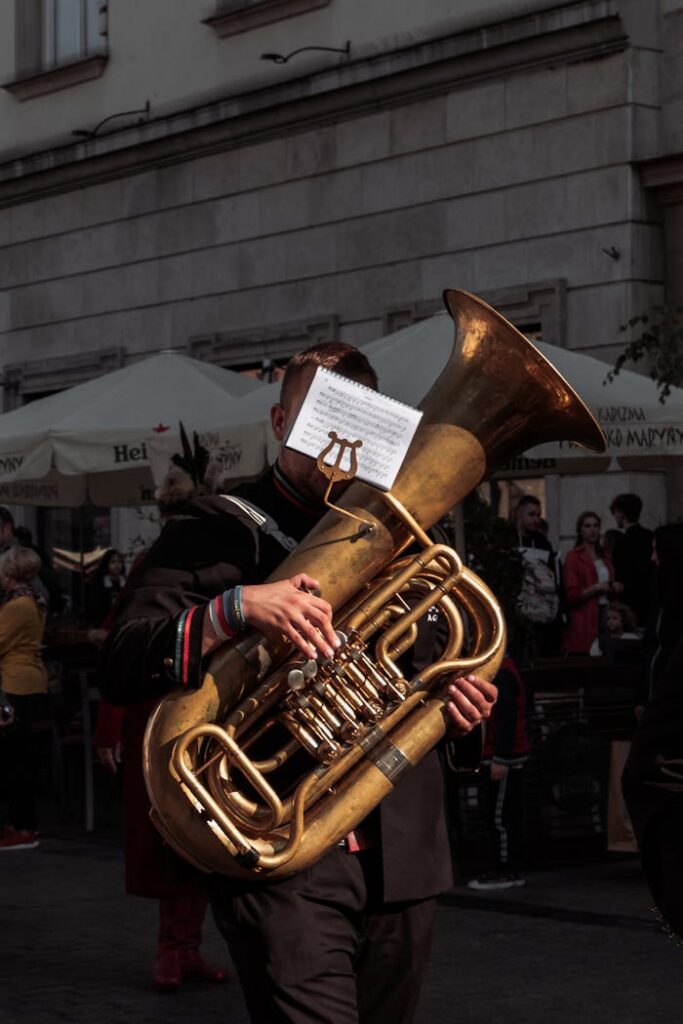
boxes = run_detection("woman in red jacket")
[562,511,622,654]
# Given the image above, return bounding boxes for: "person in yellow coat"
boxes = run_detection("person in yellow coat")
[0,545,48,850]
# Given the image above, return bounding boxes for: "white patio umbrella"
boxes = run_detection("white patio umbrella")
[361,314,683,470]
[5,313,678,510]
[201,312,683,471]
[0,352,269,507]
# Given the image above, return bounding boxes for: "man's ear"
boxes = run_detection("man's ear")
[271,402,286,442]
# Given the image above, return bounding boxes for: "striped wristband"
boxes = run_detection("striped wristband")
[174,605,200,686]
[174,609,190,682]
[209,599,232,643]
[233,585,247,630]
[213,592,236,641]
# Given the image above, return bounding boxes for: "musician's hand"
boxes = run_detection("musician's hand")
[96,743,122,774]
[444,674,497,738]
[241,574,339,660]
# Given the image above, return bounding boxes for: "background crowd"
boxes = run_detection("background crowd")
[0,482,679,989]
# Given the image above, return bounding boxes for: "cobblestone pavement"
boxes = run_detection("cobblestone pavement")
[1,832,680,1024]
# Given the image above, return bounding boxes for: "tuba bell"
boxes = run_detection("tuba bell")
[143,288,605,878]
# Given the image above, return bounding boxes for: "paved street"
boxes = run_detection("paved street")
[1,826,680,1024]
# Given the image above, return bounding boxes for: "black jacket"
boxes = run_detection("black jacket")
[623,632,683,937]
[613,522,653,626]
[100,466,454,902]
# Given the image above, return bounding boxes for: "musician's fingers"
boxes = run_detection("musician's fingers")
[301,600,338,652]
[306,594,333,619]
[280,620,319,659]
[462,674,498,703]
[291,573,321,594]
[444,701,478,736]
[291,610,335,659]
[448,677,496,718]
[446,690,485,726]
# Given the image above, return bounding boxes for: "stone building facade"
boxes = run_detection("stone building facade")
[0,0,681,550]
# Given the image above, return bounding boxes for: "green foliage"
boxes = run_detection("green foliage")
[607,305,683,402]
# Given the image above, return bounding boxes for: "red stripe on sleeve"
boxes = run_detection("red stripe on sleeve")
[181,605,199,686]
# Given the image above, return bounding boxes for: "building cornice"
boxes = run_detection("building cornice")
[0,0,627,207]
[1,348,124,409]
[2,54,108,102]
[637,154,683,204]
[189,314,339,365]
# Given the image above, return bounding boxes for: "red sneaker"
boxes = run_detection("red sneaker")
[0,825,39,850]
[153,948,182,992]
[180,950,228,983]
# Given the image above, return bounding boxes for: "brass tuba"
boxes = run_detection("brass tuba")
[143,289,605,878]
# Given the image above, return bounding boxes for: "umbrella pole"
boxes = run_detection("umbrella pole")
[79,504,86,621]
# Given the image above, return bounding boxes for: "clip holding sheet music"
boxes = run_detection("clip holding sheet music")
[316,431,375,529]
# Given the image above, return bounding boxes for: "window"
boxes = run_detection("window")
[189,316,339,371]
[40,0,106,70]
[6,0,107,99]
[204,0,332,39]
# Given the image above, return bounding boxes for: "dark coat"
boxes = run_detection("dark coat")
[99,466,454,903]
[623,632,683,937]
[94,698,204,899]
[613,522,653,626]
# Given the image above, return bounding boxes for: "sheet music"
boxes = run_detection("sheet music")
[285,367,422,491]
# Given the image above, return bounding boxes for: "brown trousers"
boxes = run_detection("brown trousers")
[210,846,436,1024]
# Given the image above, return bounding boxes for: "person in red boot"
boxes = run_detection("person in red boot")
[94,464,228,991]
[95,698,228,990]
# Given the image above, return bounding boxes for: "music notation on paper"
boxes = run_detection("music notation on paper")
[285,367,423,491]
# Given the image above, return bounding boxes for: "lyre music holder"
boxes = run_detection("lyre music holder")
[316,431,375,529]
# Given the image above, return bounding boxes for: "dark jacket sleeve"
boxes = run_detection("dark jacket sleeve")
[623,632,683,937]
[98,594,191,706]
[99,504,258,706]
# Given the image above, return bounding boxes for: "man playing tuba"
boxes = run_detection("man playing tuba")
[100,342,497,1024]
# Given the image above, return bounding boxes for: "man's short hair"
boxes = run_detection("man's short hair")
[0,506,14,530]
[515,494,541,514]
[280,342,378,408]
[610,493,642,522]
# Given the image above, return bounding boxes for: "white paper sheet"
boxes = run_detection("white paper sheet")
[285,367,422,491]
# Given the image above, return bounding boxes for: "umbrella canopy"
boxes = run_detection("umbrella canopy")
[205,313,683,471]
[3,312,679,509]
[175,311,683,475]
[0,353,268,506]
[360,315,683,470]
